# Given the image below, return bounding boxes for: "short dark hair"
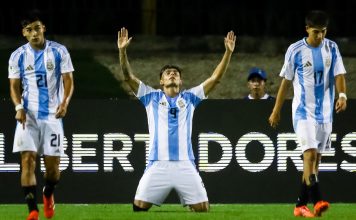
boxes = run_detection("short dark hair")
[305,10,329,28]
[159,64,182,79]
[21,9,44,28]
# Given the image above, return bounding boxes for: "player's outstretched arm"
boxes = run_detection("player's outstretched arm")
[9,78,26,129]
[202,31,236,95]
[269,78,291,128]
[118,27,140,94]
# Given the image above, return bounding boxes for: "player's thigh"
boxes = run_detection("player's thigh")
[295,120,318,152]
[40,119,64,156]
[135,161,172,205]
[316,123,332,153]
[174,161,208,205]
[13,115,39,153]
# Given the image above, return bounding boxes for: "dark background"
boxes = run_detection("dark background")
[1,0,356,100]
[1,0,356,37]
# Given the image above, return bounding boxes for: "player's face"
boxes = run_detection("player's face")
[22,21,46,50]
[160,68,182,88]
[306,26,327,47]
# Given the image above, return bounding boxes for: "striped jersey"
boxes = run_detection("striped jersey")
[136,81,206,161]
[8,40,74,119]
[280,38,346,126]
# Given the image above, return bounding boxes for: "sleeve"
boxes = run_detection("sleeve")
[279,45,295,80]
[135,81,159,106]
[8,52,21,79]
[60,46,74,74]
[332,43,346,76]
[185,83,206,107]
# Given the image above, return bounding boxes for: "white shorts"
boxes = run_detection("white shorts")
[295,120,332,153]
[134,160,208,206]
[13,111,64,156]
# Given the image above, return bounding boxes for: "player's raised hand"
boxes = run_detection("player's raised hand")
[118,27,132,50]
[224,31,236,53]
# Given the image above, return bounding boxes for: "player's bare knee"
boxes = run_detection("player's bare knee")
[21,155,36,171]
[133,200,152,211]
[44,157,60,180]
[190,202,209,212]
[44,168,60,181]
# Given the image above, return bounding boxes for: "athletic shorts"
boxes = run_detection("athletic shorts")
[295,120,332,153]
[134,160,209,206]
[13,111,64,156]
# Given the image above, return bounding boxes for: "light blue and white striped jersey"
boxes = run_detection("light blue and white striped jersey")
[136,81,206,161]
[280,38,346,126]
[8,40,74,119]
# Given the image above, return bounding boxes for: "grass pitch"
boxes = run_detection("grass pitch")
[0,203,355,220]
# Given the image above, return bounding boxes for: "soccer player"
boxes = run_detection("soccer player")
[269,10,347,217]
[118,27,236,212]
[244,67,274,100]
[8,10,74,220]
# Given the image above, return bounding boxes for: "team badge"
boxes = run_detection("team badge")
[178,100,185,108]
[46,59,54,71]
[325,58,331,67]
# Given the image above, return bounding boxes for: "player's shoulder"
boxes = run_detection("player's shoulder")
[9,43,28,61]
[182,85,200,95]
[323,38,336,44]
[287,39,305,52]
[47,40,70,54]
[284,39,305,60]
[323,38,339,49]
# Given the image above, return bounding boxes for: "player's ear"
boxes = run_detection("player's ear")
[305,26,309,33]
[42,25,46,33]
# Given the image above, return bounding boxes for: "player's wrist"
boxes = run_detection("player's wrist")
[15,104,24,111]
[339,92,347,100]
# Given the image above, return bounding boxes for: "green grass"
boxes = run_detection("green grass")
[0,203,355,220]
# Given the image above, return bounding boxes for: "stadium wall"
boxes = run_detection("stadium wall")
[0,100,355,203]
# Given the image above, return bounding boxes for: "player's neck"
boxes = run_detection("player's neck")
[163,87,179,98]
[306,37,321,48]
[29,39,46,51]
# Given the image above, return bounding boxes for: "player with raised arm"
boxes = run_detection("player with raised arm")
[269,10,347,218]
[8,10,74,220]
[118,27,236,212]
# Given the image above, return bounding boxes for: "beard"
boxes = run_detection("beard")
[165,82,178,88]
